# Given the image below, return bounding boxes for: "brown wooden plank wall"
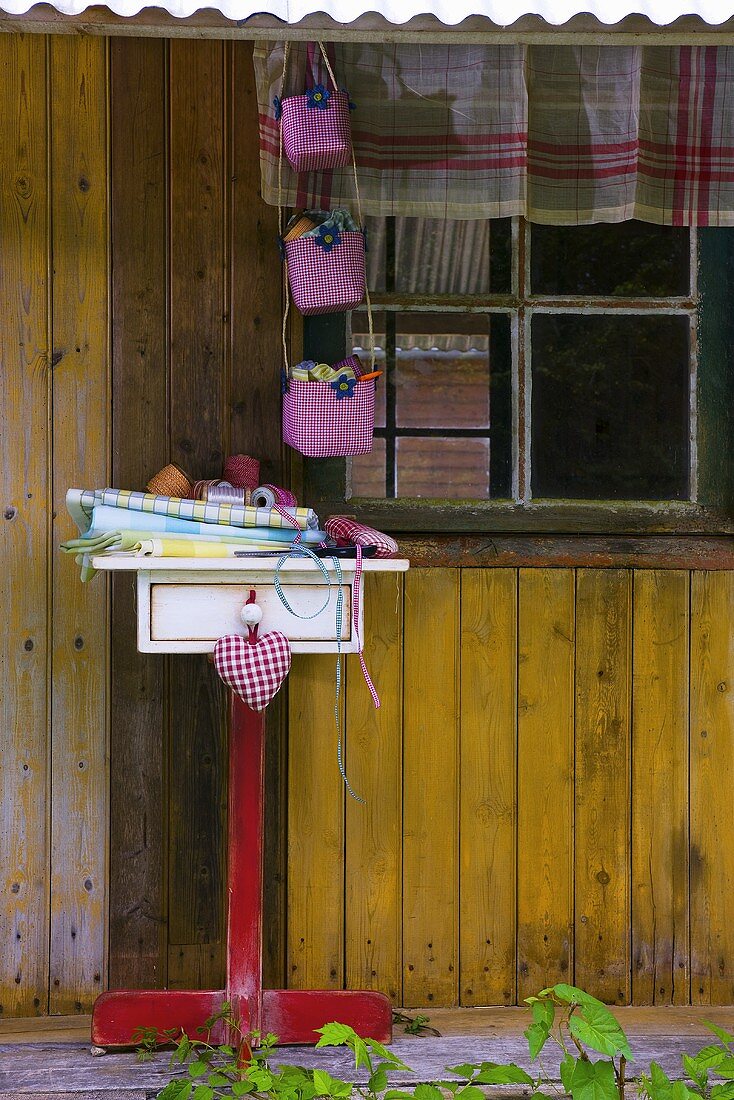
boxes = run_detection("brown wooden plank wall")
[0,34,283,1016]
[290,568,734,1007]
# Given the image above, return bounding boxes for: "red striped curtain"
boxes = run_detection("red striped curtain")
[254,42,734,225]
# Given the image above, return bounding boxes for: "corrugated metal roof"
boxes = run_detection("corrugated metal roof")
[2,0,734,22]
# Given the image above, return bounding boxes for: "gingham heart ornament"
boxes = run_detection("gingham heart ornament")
[213,632,292,712]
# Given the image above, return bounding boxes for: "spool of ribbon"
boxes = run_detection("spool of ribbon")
[223,454,260,491]
[193,479,251,506]
[251,484,298,509]
[146,463,193,499]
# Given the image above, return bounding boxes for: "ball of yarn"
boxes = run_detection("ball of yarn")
[223,454,260,491]
[146,463,192,499]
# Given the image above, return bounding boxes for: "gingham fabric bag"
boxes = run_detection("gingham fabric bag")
[283,355,376,457]
[276,42,353,174]
[277,43,366,316]
[284,229,366,316]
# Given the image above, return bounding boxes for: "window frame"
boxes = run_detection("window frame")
[298,220,734,536]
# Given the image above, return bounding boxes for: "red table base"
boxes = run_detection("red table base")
[92,694,392,1049]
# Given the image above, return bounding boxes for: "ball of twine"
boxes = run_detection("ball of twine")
[146,463,192,499]
[223,454,260,491]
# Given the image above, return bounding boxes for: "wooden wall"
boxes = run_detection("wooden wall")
[292,568,734,1007]
[2,32,734,1018]
[0,33,284,1018]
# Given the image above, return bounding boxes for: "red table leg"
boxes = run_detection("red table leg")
[92,692,392,1048]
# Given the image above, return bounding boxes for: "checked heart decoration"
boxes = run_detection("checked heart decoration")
[213,592,291,711]
[214,632,292,712]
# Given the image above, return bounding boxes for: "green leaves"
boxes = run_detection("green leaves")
[524,998,557,1060]
[413,1084,443,1100]
[705,1023,734,1046]
[564,1056,618,1100]
[314,1023,357,1048]
[568,1001,633,1060]
[311,1068,352,1097]
[472,1063,535,1086]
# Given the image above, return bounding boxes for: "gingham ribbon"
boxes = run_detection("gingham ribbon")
[352,546,380,710]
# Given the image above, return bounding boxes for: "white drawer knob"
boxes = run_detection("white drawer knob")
[241,602,263,628]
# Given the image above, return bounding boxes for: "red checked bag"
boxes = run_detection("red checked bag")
[213,594,291,712]
[283,355,375,458]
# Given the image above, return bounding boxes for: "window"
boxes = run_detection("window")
[301,219,734,533]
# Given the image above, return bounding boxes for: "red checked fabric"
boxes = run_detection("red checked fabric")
[213,632,292,712]
[285,232,365,315]
[283,378,375,457]
[281,90,353,173]
[257,42,734,226]
[325,516,399,557]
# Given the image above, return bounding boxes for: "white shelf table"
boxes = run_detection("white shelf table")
[88,554,409,1054]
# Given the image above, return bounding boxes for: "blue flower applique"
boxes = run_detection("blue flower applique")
[273,95,282,121]
[307,84,330,109]
[331,373,357,399]
[316,224,341,252]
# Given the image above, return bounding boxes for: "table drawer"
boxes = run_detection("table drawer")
[139,576,355,653]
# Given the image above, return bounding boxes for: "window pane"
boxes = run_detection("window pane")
[365,217,512,296]
[531,222,690,297]
[531,314,690,500]
[397,437,490,499]
[351,438,386,498]
[351,312,386,426]
[394,313,490,430]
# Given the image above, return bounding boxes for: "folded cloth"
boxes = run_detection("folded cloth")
[290,358,359,383]
[136,539,281,558]
[81,505,325,544]
[60,527,291,581]
[302,208,360,235]
[325,516,398,558]
[66,488,318,534]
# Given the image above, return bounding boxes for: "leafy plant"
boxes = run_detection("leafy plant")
[523,983,633,1100]
[138,986,734,1100]
[640,1021,734,1100]
[315,1021,413,1100]
[391,1012,441,1038]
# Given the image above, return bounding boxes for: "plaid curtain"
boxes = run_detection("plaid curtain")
[254,42,734,225]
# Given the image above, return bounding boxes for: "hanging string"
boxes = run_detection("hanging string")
[278,40,375,378]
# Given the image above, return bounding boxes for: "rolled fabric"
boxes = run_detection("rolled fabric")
[78,505,325,544]
[66,487,318,533]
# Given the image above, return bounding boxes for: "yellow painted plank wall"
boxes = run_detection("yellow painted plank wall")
[290,567,734,1007]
